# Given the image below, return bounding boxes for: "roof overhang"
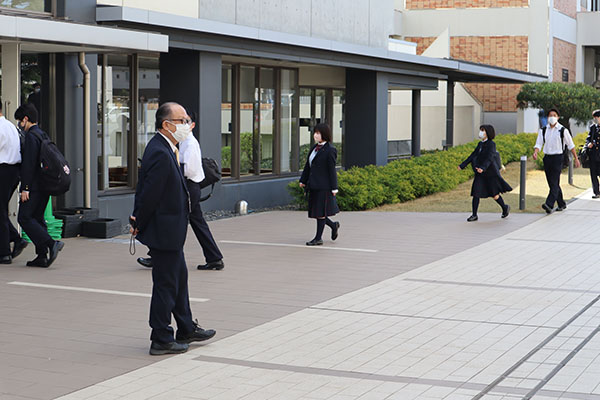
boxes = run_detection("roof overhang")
[96,5,546,84]
[0,13,168,53]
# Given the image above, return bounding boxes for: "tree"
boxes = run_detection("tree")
[517,82,600,131]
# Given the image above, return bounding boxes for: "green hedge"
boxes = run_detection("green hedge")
[288,133,538,211]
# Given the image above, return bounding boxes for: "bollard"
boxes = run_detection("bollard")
[235,200,248,215]
[568,154,574,185]
[519,155,527,210]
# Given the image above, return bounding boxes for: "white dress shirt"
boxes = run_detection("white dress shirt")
[535,123,575,155]
[179,134,205,183]
[0,116,22,165]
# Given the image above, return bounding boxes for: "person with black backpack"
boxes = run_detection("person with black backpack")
[533,108,580,214]
[15,103,65,268]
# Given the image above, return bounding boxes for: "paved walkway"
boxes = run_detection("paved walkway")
[6,199,593,400]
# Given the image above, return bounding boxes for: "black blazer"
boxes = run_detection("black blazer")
[20,125,49,192]
[300,142,338,191]
[586,124,600,162]
[460,140,500,178]
[133,134,190,251]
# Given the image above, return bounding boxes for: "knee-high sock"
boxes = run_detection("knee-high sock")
[315,219,326,240]
[325,217,336,229]
[495,196,506,210]
[472,197,480,216]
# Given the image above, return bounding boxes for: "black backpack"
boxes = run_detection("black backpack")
[199,157,221,202]
[542,126,570,168]
[31,129,71,195]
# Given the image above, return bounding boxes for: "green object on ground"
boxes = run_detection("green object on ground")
[21,198,64,243]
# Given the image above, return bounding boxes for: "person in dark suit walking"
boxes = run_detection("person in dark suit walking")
[131,102,216,356]
[299,123,340,246]
[458,125,512,222]
[585,109,600,198]
[16,103,63,267]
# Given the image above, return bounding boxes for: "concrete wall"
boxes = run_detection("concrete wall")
[483,112,517,135]
[96,0,395,49]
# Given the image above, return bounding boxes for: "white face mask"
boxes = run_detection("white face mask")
[548,116,558,126]
[478,130,486,139]
[168,122,192,143]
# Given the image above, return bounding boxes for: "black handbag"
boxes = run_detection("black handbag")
[579,146,591,169]
[199,157,221,202]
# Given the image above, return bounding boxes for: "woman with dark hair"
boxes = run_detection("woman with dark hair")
[585,109,600,198]
[299,123,340,246]
[458,124,512,222]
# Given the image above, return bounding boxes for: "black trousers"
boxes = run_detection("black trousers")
[186,179,223,263]
[17,190,52,255]
[590,160,600,195]
[543,154,566,209]
[0,164,21,257]
[149,248,195,344]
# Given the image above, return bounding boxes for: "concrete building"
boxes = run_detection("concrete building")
[1,0,542,230]
[394,0,582,144]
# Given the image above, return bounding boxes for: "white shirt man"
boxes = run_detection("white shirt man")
[179,134,205,183]
[0,115,21,165]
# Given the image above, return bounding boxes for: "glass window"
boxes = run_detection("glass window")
[98,54,131,190]
[221,64,232,177]
[240,66,256,176]
[332,90,345,167]
[137,56,159,162]
[259,68,274,174]
[299,88,312,170]
[0,0,51,12]
[280,69,298,173]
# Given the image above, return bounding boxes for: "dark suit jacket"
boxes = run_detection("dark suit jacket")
[460,140,500,178]
[20,125,49,192]
[133,134,190,251]
[586,124,600,162]
[300,142,338,191]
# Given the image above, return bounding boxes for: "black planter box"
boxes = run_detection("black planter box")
[82,218,121,239]
[53,212,84,238]
[59,207,100,221]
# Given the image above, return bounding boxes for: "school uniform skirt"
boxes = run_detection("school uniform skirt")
[471,173,513,198]
[308,189,339,219]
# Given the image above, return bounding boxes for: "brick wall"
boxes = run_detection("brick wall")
[553,0,577,18]
[553,38,576,83]
[404,35,529,112]
[405,0,528,9]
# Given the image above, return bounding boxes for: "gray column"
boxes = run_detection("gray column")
[446,80,455,149]
[411,90,421,157]
[345,69,388,168]
[160,49,222,167]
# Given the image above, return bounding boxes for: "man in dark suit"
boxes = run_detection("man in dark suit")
[16,103,63,267]
[131,102,216,356]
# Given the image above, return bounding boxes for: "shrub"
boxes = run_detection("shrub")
[288,133,539,211]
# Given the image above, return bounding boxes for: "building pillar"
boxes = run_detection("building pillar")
[344,69,388,168]
[446,79,455,149]
[411,89,421,157]
[160,49,222,168]
[1,44,20,124]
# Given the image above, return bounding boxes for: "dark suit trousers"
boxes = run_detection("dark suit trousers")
[186,179,223,263]
[0,164,21,256]
[590,160,600,195]
[17,190,52,255]
[543,154,566,208]
[149,248,195,344]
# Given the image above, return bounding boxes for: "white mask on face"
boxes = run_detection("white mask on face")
[548,116,558,126]
[168,122,192,143]
[478,130,485,139]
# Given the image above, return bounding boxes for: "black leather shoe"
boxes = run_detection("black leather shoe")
[593,194,600,199]
[137,257,153,268]
[197,259,224,270]
[502,205,510,218]
[47,241,64,267]
[149,341,189,356]
[11,239,28,259]
[26,255,48,268]
[176,320,216,344]
[0,255,12,264]
[306,239,323,246]
[542,203,553,214]
[467,215,478,222]
[556,205,566,212]
[331,221,340,241]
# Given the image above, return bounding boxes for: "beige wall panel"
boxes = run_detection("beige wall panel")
[199,0,236,23]
[299,65,345,87]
